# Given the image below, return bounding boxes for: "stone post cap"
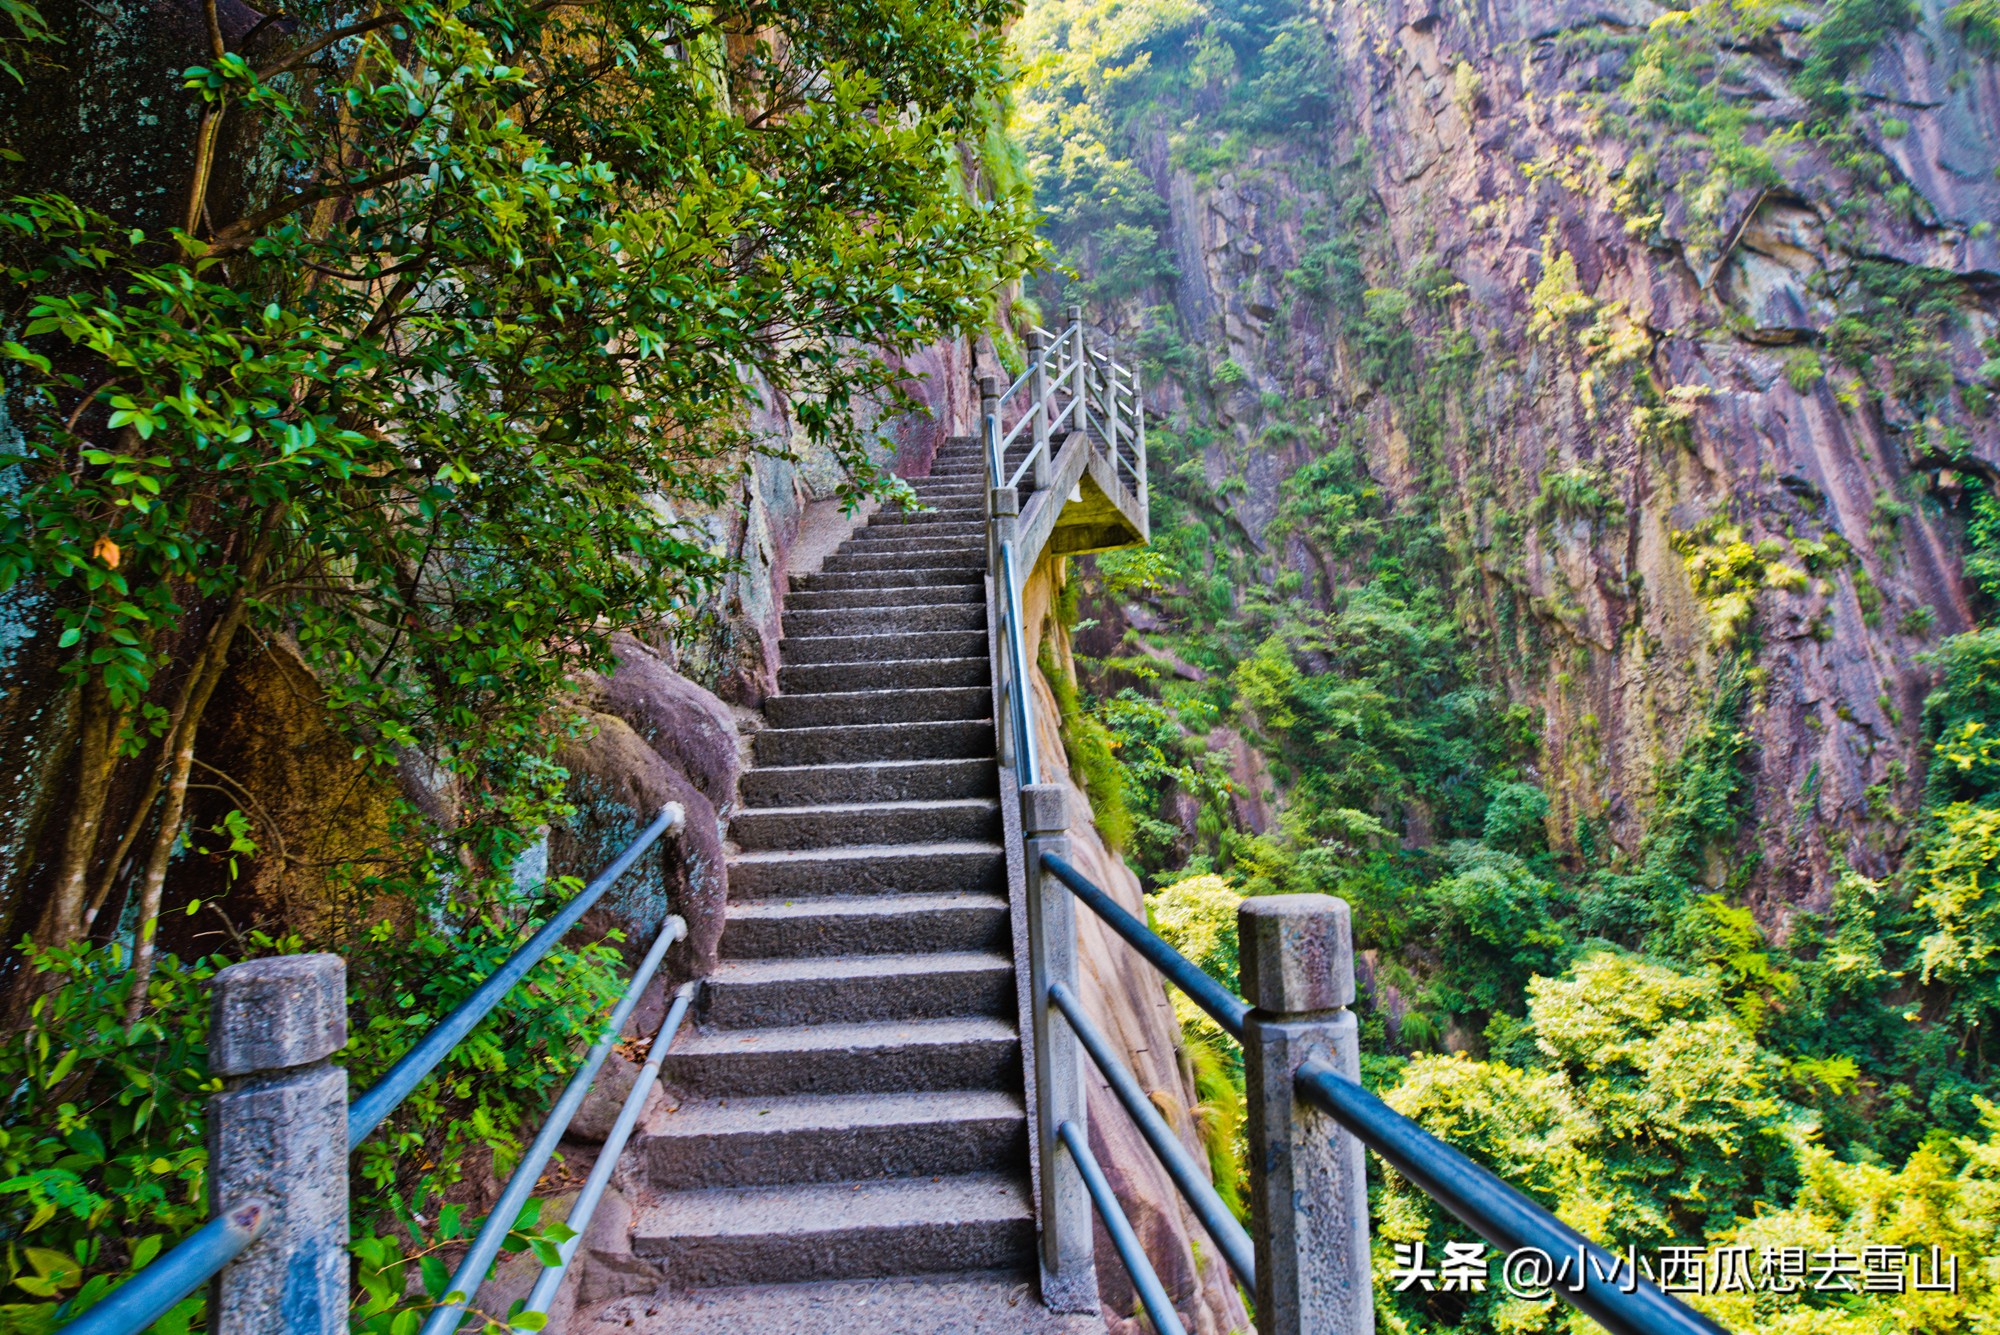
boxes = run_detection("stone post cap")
[989,486,1019,518]
[1021,784,1069,837]
[1239,895,1354,1013]
[210,953,348,1076]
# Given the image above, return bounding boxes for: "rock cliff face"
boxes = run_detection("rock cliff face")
[1090,0,1999,925]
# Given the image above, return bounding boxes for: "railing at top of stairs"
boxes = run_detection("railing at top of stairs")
[55,810,697,1335]
[982,315,1734,1335]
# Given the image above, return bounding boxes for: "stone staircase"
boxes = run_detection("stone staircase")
[616,439,1087,1328]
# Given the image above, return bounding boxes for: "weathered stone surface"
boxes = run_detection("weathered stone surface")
[210,954,348,1076]
[210,1062,349,1335]
[1082,0,2000,930]
[554,709,725,976]
[599,633,741,814]
[1240,896,1356,1014]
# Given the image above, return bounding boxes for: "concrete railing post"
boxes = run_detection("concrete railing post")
[979,373,1000,486]
[209,954,350,1335]
[990,482,1020,771]
[1240,896,1372,1335]
[1066,305,1088,445]
[1024,786,1096,1313]
[1132,364,1148,527]
[1028,329,1052,493]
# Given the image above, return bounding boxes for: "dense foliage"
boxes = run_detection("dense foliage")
[0,0,1033,1325]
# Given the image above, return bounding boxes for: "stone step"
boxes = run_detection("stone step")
[631,1174,1034,1288]
[720,892,1009,959]
[786,584,983,611]
[702,952,1015,1028]
[731,796,1000,850]
[728,842,1005,900]
[752,719,994,767]
[764,687,991,730]
[581,1271,1105,1335]
[662,1017,1020,1097]
[782,603,985,639]
[777,657,989,695]
[829,535,984,559]
[869,502,986,521]
[901,486,985,502]
[821,549,983,575]
[778,630,988,665]
[641,1091,1026,1191]
[792,568,985,593]
[739,757,997,808]
[853,519,986,540]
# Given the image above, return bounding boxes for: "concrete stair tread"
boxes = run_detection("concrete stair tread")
[791,600,984,615]
[652,1090,1023,1138]
[711,951,1012,985]
[636,1173,1032,1239]
[739,756,997,807]
[779,655,987,682]
[727,891,1008,921]
[735,797,998,820]
[671,1015,1016,1056]
[756,720,994,740]
[780,631,989,664]
[730,840,1002,867]
[582,1272,1101,1335]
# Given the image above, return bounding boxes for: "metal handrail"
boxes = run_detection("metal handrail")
[1040,850,1732,1335]
[348,803,683,1146]
[997,537,1038,787]
[422,911,688,1335]
[1042,853,1249,1037]
[1057,1121,1189,1335]
[516,980,700,1323]
[1294,1062,1727,1335]
[1048,980,1254,1286]
[56,1202,270,1335]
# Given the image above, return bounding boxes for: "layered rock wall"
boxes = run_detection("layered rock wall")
[1103,0,2000,923]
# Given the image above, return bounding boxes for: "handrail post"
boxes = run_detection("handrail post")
[1028,328,1052,495]
[1133,364,1149,528]
[1066,305,1088,449]
[208,955,350,1335]
[1240,896,1371,1335]
[990,482,1020,772]
[979,373,1001,486]
[1103,362,1121,481]
[1025,791,1096,1313]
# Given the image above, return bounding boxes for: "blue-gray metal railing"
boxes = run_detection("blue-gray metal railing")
[421,909,688,1335]
[1292,1060,1726,1335]
[56,806,690,1335]
[517,979,699,1320]
[1038,850,1732,1335]
[1047,979,1255,1287]
[349,803,682,1146]
[1057,1120,1188,1335]
[1043,853,1248,1037]
[56,1201,270,1335]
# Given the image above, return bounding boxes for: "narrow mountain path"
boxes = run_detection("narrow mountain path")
[595,440,1095,1332]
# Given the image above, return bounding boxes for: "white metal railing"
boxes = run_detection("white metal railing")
[980,306,1147,789]
[985,312,1148,520]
